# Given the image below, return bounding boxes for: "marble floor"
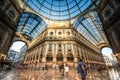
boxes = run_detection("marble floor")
[0,67,116,80]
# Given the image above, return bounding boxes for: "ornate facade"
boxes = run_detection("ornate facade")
[0,0,21,61]
[24,24,104,67]
[1,0,119,67]
[99,0,120,65]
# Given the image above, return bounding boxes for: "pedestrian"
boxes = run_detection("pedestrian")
[56,64,59,73]
[61,63,64,76]
[41,64,44,71]
[78,59,87,80]
[44,64,48,73]
[64,64,69,76]
[53,63,56,70]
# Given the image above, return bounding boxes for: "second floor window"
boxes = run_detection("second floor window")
[58,44,61,51]
[66,31,70,35]
[58,32,62,35]
[49,44,52,51]
[67,44,71,50]
[50,32,53,35]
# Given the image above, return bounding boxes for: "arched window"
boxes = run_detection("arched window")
[66,31,70,35]
[67,44,71,51]
[57,53,63,61]
[50,32,53,35]
[58,32,62,35]
[67,53,74,62]
[49,44,52,51]
[46,53,53,62]
[58,44,61,51]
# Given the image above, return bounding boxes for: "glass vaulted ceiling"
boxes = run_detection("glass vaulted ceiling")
[17,0,108,46]
[73,11,108,46]
[17,12,47,40]
[24,0,100,21]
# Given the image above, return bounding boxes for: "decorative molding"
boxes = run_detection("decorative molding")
[102,4,114,21]
[5,6,18,22]
[112,0,120,9]
[0,0,8,11]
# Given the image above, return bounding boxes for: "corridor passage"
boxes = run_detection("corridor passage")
[0,67,116,80]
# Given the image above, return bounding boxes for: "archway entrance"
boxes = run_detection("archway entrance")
[57,53,63,65]
[7,41,27,65]
[67,53,74,62]
[9,41,27,52]
[46,53,53,62]
[67,53,74,67]
[101,47,117,66]
[46,53,53,66]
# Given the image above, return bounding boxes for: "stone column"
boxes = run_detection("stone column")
[34,49,37,62]
[64,44,67,63]
[53,43,56,63]
[80,45,82,58]
[42,43,48,63]
[27,55,29,63]
[61,43,65,63]
[32,51,34,63]
[38,46,41,63]
[0,32,8,51]
[24,52,28,63]
[33,50,36,63]
[81,46,83,59]
[72,43,78,68]
[73,44,77,62]
[36,47,39,63]
[62,43,64,56]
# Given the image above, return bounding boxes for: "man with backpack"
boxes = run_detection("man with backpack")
[78,59,87,80]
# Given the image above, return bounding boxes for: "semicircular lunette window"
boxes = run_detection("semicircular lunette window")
[25,0,100,21]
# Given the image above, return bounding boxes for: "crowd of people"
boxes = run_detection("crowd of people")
[41,63,70,77]
[0,59,89,80]
[40,61,88,80]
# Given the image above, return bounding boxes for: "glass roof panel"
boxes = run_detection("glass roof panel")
[73,11,108,46]
[70,6,78,13]
[61,5,68,10]
[17,0,108,47]
[44,1,52,8]
[17,12,47,40]
[24,0,100,21]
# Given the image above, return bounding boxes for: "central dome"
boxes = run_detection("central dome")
[25,0,100,21]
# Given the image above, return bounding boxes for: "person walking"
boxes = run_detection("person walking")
[44,64,48,73]
[64,64,69,77]
[78,59,87,80]
[61,64,64,76]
